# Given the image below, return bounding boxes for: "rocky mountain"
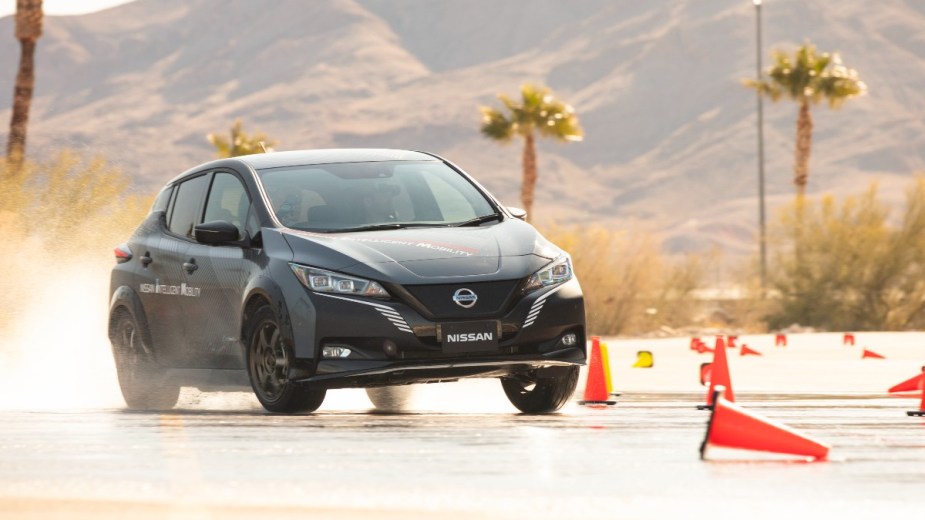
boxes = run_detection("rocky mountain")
[2,0,924,255]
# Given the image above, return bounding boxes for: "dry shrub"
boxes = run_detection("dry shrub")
[542,225,704,335]
[0,152,151,330]
[769,178,925,330]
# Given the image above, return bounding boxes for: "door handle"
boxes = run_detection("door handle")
[183,259,198,274]
[140,252,153,267]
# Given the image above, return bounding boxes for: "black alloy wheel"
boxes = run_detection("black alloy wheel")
[110,310,180,410]
[246,305,326,413]
[501,366,579,414]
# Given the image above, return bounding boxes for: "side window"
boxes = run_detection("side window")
[203,172,250,240]
[168,175,209,239]
[152,186,173,213]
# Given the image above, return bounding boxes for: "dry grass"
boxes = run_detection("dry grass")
[541,225,705,336]
[0,152,152,331]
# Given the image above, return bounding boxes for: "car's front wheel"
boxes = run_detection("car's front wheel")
[245,305,326,413]
[501,366,579,414]
[110,309,180,410]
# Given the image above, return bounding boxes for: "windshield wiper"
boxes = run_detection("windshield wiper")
[332,223,437,233]
[455,214,502,227]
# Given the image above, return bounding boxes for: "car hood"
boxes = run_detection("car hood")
[281,219,560,283]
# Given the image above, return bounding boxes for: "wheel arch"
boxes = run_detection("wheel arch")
[240,277,292,346]
[108,286,152,346]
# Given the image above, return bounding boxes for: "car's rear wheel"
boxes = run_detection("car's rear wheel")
[501,366,579,414]
[366,385,415,413]
[110,309,180,410]
[246,305,326,413]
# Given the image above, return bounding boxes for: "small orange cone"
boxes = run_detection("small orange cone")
[907,367,925,417]
[727,336,738,349]
[774,334,787,347]
[861,348,885,360]
[740,345,762,357]
[700,362,712,386]
[697,336,733,410]
[889,370,925,395]
[701,386,830,461]
[690,338,702,351]
[578,336,616,406]
[843,333,855,346]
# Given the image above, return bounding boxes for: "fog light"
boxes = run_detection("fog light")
[322,345,352,358]
[382,339,399,358]
[561,333,577,346]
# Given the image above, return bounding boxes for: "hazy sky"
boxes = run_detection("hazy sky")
[0,0,136,18]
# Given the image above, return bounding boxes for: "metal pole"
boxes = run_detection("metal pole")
[755,0,768,296]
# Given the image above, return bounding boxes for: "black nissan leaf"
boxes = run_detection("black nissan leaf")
[108,149,586,414]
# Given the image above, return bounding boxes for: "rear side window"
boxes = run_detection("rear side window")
[168,175,209,239]
[203,172,250,240]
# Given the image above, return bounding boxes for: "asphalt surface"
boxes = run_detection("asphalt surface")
[1,382,924,519]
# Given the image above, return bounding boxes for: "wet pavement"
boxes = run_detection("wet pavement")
[1,382,924,519]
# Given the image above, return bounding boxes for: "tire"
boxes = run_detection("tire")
[501,366,579,414]
[245,305,326,413]
[366,385,415,413]
[110,309,180,410]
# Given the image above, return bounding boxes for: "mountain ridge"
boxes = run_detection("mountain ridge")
[1,0,924,254]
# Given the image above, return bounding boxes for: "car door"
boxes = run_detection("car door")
[136,173,209,367]
[183,170,254,369]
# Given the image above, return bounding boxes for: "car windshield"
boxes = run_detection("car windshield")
[257,161,498,232]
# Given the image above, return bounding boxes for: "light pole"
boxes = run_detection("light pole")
[754,0,768,296]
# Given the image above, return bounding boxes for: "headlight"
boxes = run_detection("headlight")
[289,264,390,299]
[523,256,572,293]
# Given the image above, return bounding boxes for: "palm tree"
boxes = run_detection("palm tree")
[6,0,44,174]
[480,84,583,221]
[745,42,866,198]
[206,120,277,158]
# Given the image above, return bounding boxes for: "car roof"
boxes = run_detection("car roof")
[167,149,443,185]
[238,149,439,169]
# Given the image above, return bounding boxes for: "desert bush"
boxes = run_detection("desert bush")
[0,152,152,329]
[768,178,925,330]
[542,225,704,336]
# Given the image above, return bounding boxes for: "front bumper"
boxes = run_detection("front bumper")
[287,277,586,387]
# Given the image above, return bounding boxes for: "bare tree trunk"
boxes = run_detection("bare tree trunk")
[520,132,537,222]
[7,38,36,173]
[793,100,813,198]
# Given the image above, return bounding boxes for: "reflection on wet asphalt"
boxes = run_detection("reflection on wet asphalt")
[1,390,924,518]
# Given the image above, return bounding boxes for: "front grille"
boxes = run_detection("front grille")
[401,279,522,319]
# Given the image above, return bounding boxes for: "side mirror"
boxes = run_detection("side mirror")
[507,206,528,221]
[195,220,241,245]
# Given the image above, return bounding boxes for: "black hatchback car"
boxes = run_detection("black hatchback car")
[108,149,585,413]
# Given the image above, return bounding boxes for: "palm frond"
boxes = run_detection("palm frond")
[745,41,865,107]
[479,107,515,142]
[480,84,583,142]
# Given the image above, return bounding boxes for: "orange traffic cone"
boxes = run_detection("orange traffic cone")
[727,336,738,349]
[740,345,762,357]
[862,348,885,360]
[690,337,702,351]
[697,336,733,410]
[700,362,712,386]
[843,333,855,346]
[578,336,616,406]
[889,369,925,395]
[774,334,787,347]
[700,386,830,461]
[907,367,925,417]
